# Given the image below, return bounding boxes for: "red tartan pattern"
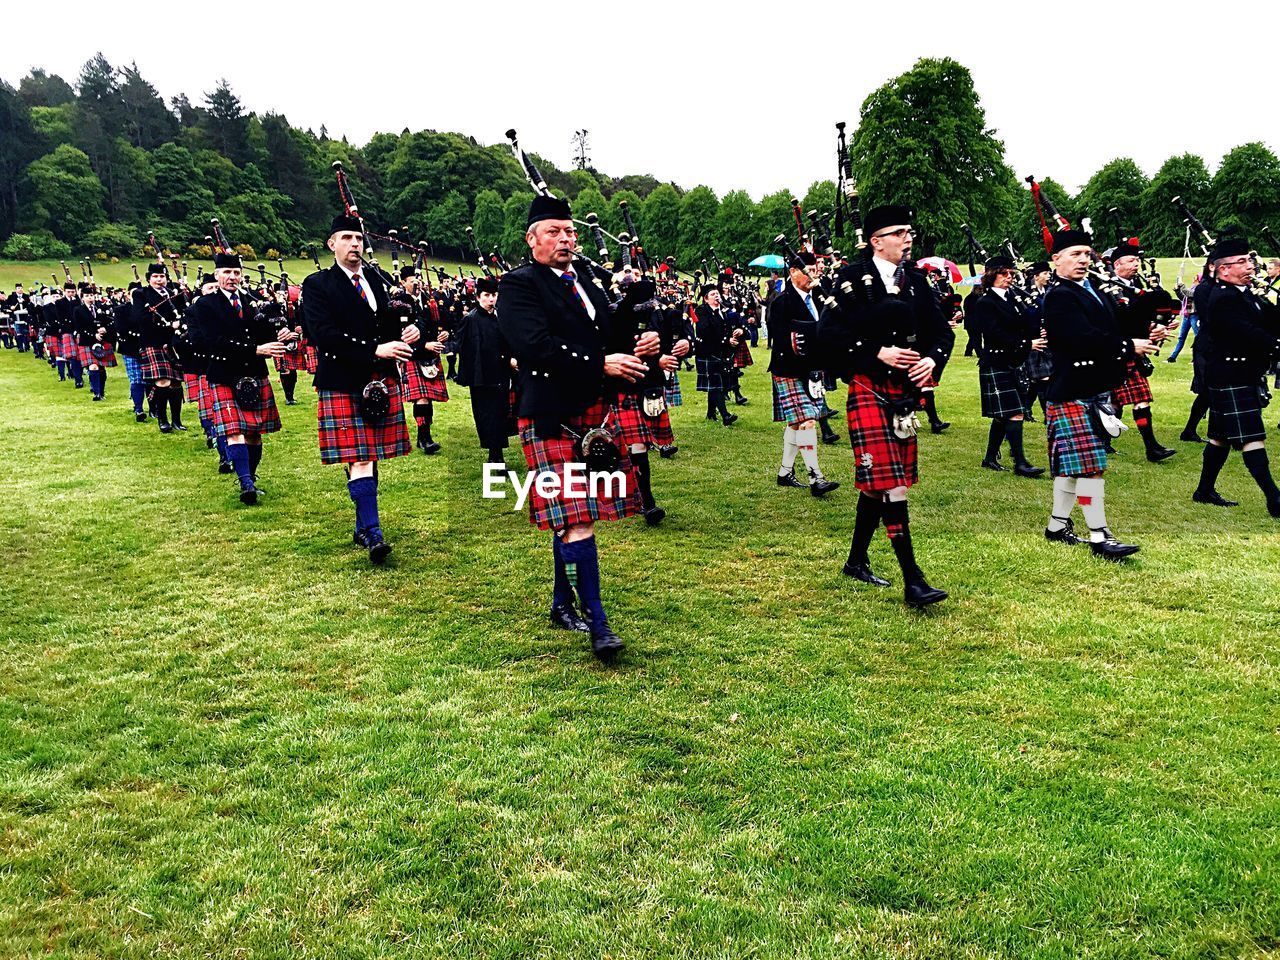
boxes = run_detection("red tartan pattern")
[399,358,450,403]
[59,333,75,359]
[517,400,643,531]
[733,340,754,368]
[197,376,214,420]
[612,391,675,448]
[184,373,205,406]
[317,378,410,464]
[207,379,283,438]
[138,344,179,381]
[274,341,318,374]
[1046,401,1109,478]
[845,374,919,494]
[1110,360,1153,408]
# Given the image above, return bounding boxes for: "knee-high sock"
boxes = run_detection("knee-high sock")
[1005,419,1029,464]
[706,390,719,419]
[413,401,429,429]
[154,386,169,425]
[56,359,65,380]
[1074,476,1109,541]
[1242,447,1280,502]
[847,493,883,566]
[795,427,822,477]
[247,441,262,478]
[69,357,82,384]
[1196,442,1230,495]
[214,434,229,461]
[632,450,655,508]
[881,498,922,582]
[1047,476,1078,530]
[559,535,606,627]
[487,445,505,464]
[1133,406,1162,452]
[168,388,183,426]
[985,420,1006,461]
[227,443,253,490]
[779,427,799,474]
[347,476,381,536]
[551,536,575,608]
[200,416,215,440]
[280,370,297,402]
[1185,393,1210,433]
[716,390,732,420]
[446,353,457,377]
[922,391,941,425]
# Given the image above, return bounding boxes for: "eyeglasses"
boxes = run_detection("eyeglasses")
[873,227,914,240]
[1217,258,1251,268]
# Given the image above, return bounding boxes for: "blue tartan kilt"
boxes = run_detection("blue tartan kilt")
[1024,347,1054,381]
[979,366,1031,420]
[695,356,724,392]
[1207,383,1268,445]
[123,355,144,385]
[664,371,682,407]
[1046,399,1109,478]
[772,375,825,425]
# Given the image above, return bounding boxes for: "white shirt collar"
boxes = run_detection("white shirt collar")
[337,261,365,283]
[872,255,901,289]
[992,286,1008,299]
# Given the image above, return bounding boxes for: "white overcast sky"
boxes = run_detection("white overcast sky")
[8,2,1269,200]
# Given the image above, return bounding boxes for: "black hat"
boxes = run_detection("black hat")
[700,283,719,298]
[199,273,217,287]
[863,204,913,238]
[1208,237,1250,263]
[984,255,1015,272]
[128,281,142,291]
[527,194,572,227]
[476,276,500,294]
[1030,260,1050,274]
[214,252,241,269]
[717,271,734,285]
[145,263,166,277]
[789,250,817,269]
[1050,230,1092,254]
[400,265,417,280]
[1111,241,1142,262]
[77,281,91,292]
[63,280,76,290]
[329,213,362,235]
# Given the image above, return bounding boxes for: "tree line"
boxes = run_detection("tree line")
[2,55,1278,269]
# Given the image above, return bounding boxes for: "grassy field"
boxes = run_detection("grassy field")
[1,319,1278,957]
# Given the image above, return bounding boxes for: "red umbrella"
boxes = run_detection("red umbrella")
[916,256,963,284]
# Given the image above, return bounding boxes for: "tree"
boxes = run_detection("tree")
[712,190,756,266]
[118,62,177,149]
[150,143,215,223]
[1009,177,1075,260]
[1074,158,1149,247]
[202,79,249,164]
[574,185,611,258]
[850,57,1019,257]
[0,82,39,239]
[422,190,470,249]
[641,184,681,263]
[473,189,505,255]
[753,190,795,257]
[1210,142,1280,243]
[501,193,531,263]
[676,185,718,269]
[17,69,75,108]
[1140,154,1212,257]
[24,145,107,241]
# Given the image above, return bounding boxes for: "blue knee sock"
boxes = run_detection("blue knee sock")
[227,443,253,489]
[347,477,381,538]
[200,416,214,439]
[56,359,65,380]
[552,536,575,608]
[214,435,228,461]
[247,442,262,477]
[130,381,145,413]
[69,358,82,384]
[558,536,606,626]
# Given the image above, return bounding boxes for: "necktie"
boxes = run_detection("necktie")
[230,292,242,318]
[891,262,906,292]
[352,274,368,305]
[1081,278,1104,305]
[804,292,816,319]
[560,271,586,311]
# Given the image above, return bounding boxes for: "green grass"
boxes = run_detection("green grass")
[1,335,1277,958]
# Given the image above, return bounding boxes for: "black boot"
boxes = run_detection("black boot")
[923,393,949,433]
[843,494,889,585]
[281,370,298,405]
[882,499,947,607]
[1005,420,1045,477]
[169,388,185,430]
[819,417,841,445]
[632,450,665,525]
[1135,407,1175,462]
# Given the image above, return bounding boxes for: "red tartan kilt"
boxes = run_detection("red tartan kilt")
[138,345,179,381]
[59,334,75,359]
[517,400,643,531]
[845,375,919,494]
[76,345,93,366]
[317,379,411,464]
[612,391,675,448]
[274,341,318,374]
[207,379,282,437]
[399,358,450,403]
[733,340,753,368]
[1110,361,1153,408]
[197,376,214,420]
[1046,400,1109,477]
[45,335,58,352]
[184,373,205,406]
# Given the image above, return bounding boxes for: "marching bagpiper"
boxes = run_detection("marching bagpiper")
[132,264,186,433]
[303,214,417,563]
[394,265,450,456]
[817,204,954,607]
[694,284,741,426]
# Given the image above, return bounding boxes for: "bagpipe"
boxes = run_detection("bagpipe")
[832,121,864,249]
[1026,175,1069,255]
[618,199,649,273]
[465,227,493,278]
[331,160,401,290]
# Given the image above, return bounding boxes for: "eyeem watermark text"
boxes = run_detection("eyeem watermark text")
[483,463,629,511]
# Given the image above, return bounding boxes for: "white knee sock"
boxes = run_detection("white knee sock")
[780,427,798,474]
[796,427,822,477]
[1075,476,1108,541]
[1048,477,1077,530]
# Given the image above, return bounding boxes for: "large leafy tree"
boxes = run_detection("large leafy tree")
[753,190,795,258]
[641,184,681,263]
[676,186,718,270]
[24,145,107,240]
[17,69,75,108]
[0,82,39,238]
[1209,142,1280,243]
[1074,158,1149,247]
[712,190,756,267]
[472,189,505,256]
[850,57,1018,257]
[1139,154,1212,257]
[118,62,177,150]
[202,79,249,164]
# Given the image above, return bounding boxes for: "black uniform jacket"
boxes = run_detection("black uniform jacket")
[132,286,182,350]
[1197,281,1280,388]
[694,304,737,360]
[498,261,619,436]
[969,289,1035,370]
[302,264,403,393]
[767,282,820,379]
[455,305,511,389]
[188,289,279,387]
[1041,278,1134,402]
[817,257,954,384]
